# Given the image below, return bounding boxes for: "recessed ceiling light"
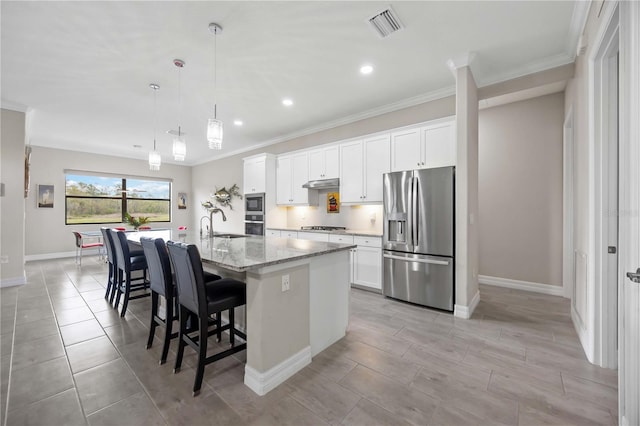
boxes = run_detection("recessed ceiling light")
[234,120,243,126]
[360,65,374,75]
[282,98,293,106]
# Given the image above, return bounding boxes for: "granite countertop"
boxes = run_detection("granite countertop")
[126,230,355,273]
[269,227,382,237]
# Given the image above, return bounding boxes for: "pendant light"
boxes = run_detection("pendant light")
[148,83,161,171]
[207,23,223,150]
[170,59,187,161]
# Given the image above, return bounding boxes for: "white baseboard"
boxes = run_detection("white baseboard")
[454,290,480,319]
[0,275,26,288]
[25,251,76,262]
[244,346,312,396]
[479,275,565,297]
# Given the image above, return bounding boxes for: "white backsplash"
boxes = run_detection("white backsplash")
[285,190,383,233]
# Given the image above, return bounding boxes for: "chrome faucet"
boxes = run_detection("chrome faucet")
[203,208,227,238]
[200,215,210,238]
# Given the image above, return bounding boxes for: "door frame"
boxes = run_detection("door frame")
[563,107,574,300]
[588,1,619,369]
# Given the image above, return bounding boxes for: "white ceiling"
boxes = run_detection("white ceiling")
[1,1,580,166]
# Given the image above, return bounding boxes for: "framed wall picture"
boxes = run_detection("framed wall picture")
[37,184,54,208]
[327,192,339,213]
[178,192,187,209]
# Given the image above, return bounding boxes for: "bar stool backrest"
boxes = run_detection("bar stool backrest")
[111,229,132,272]
[101,227,116,266]
[140,237,171,297]
[166,241,206,316]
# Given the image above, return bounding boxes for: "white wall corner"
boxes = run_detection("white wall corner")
[244,346,311,396]
[0,274,26,288]
[571,303,593,363]
[447,52,477,75]
[454,290,480,319]
[479,275,565,297]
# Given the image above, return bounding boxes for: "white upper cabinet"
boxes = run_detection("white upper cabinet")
[339,134,390,204]
[391,117,456,172]
[276,152,317,205]
[243,155,266,194]
[421,120,456,169]
[308,145,339,180]
[390,127,421,172]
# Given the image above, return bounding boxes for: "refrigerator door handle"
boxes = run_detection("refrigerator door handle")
[411,177,418,247]
[383,253,450,266]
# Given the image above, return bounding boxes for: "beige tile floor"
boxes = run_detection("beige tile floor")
[1,257,618,425]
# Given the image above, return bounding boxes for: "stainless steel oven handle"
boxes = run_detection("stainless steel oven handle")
[244,220,265,224]
[383,253,449,266]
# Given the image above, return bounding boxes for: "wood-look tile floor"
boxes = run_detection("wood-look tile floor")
[1,257,618,425]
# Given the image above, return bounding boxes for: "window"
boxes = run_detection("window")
[65,174,171,225]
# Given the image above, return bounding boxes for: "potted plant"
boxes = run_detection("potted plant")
[124,212,149,231]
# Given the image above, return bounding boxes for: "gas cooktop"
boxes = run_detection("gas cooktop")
[300,226,346,231]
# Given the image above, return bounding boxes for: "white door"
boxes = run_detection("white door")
[340,140,363,203]
[276,156,292,204]
[422,121,456,168]
[363,134,390,202]
[391,127,421,172]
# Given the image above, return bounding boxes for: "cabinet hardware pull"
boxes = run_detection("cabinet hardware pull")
[383,253,450,265]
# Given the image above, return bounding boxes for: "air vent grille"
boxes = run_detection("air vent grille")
[368,7,403,38]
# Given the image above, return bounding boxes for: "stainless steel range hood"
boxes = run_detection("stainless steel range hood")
[302,178,339,189]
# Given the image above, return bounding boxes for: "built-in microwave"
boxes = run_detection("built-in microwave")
[245,193,264,214]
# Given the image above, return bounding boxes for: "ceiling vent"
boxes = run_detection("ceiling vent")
[368,6,403,38]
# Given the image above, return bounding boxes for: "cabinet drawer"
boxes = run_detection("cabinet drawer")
[282,231,299,239]
[354,236,382,248]
[298,231,330,242]
[265,229,281,237]
[329,234,354,244]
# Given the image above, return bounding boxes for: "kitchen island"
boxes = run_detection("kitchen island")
[127,230,355,395]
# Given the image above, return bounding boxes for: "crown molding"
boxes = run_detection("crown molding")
[1,100,30,113]
[191,85,456,165]
[447,52,477,74]
[475,52,574,88]
[566,0,592,59]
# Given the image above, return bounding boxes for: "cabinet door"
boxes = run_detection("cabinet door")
[307,149,325,181]
[323,146,340,179]
[391,128,421,172]
[363,134,390,202]
[265,229,281,237]
[291,152,309,204]
[298,231,329,242]
[353,246,382,290]
[422,121,456,168]
[282,231,298,239]
[276,156,292,204]
[339,140,363,203]
[243,157,265,194]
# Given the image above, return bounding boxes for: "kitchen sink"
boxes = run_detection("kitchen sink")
[213,233,246,239]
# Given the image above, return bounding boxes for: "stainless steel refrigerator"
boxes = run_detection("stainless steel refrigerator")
[382,167,454,311]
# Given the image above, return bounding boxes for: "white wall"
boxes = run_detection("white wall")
[25,146,191,257]
[0,109,26,286]
[478,92,564,286]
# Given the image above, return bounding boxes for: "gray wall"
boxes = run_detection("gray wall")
[25,146,192,257]
[0,109,26,285]
[478,92,564,286]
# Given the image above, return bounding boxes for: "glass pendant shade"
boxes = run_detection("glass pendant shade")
[207,117,223,150]
[148,149,161,171]
[172,135,186,161]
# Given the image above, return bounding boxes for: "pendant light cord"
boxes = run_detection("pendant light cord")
[177,64,182,136]
[213,26,217,120]
[153,86,157,150]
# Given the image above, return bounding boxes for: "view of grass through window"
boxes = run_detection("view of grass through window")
[65,174,171,224]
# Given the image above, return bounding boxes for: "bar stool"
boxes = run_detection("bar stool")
[167,241,246,396]
[100,227,118,303]
[138,226,152,230]
[111,229,150,317]
[72,232,104,266]
[140,237,223,364]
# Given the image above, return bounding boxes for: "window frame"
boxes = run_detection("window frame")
[64,174,172,225]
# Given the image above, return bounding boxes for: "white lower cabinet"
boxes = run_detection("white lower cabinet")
[352,236,382,291]
[282,230,298,239]
[298,231,329,242]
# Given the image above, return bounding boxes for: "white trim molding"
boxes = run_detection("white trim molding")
[25,251,76,262]
[0,275,26,288]
[454,290,480,319]
[479,275,565,297]
[244,346,311,396]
